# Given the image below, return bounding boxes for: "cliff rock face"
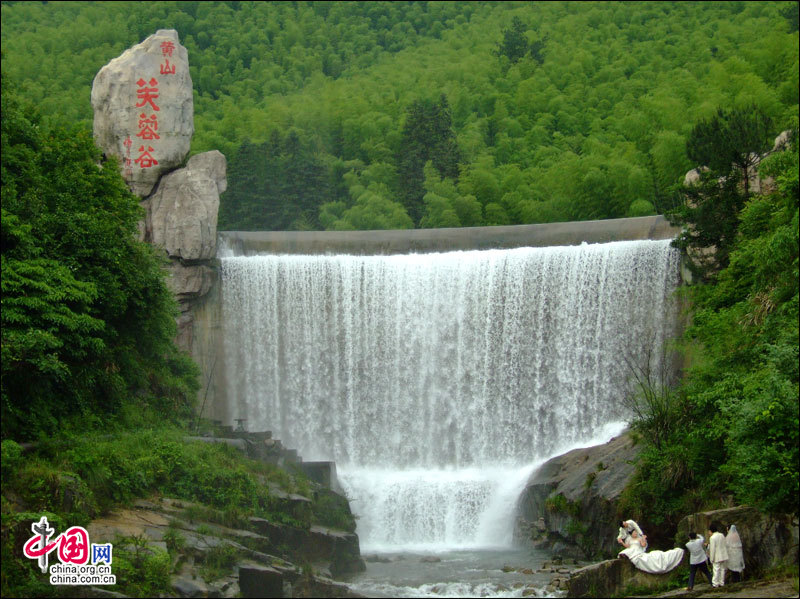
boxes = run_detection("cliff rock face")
[677,505,799,576]
[515,433,640,559]
[92,31,221,353]
[147,151,226,262]
[91,29,193,198]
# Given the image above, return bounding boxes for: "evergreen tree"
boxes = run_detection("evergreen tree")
[396,95,461,225]
[496,16,530,63]
[672,105,776,280]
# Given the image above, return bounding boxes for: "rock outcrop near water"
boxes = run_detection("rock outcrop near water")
[566,556,683,598]
[677,505,799,576]
[514,432,641,559]
[92,30,220,351]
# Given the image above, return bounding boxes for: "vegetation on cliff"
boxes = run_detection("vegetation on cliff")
[2,1,797,230]
[622,123,799,526]
[1,87,199,441]
[1,428,357,597]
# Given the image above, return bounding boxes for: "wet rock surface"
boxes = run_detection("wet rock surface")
[86,494,363,598]
[515,432,641,559]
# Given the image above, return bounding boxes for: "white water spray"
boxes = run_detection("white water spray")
[220,240,680,551]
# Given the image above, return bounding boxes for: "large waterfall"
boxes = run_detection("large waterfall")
[220,240,681,551]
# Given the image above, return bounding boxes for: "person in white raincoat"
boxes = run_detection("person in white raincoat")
[726,524,745,582]
[707,522,729,587]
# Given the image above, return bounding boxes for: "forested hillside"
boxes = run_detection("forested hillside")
[2,1,797,230]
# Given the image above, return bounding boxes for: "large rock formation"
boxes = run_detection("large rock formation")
[683,130,793,195]
[91,29,193,198]
[677,505,799,576]
[146,150,226,261]
[92,30,222,352]
[566,556,683,598]
[515,432,641,559]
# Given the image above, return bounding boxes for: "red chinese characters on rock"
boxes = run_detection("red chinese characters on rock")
[133,77,160,170]
[135,146,159,168]
[122,135,133,179]
[160,41,176,75]
[135,77,160,112]
[136,113,159,140]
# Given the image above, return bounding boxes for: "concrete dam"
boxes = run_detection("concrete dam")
[191,215,683,551]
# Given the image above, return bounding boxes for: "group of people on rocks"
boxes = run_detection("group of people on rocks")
[615,519,745,590]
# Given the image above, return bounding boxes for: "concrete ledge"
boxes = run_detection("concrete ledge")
[219,215,680,256]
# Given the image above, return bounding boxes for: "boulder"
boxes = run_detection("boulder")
[247,518,366,578]
[683,166,709,187]
[515,432,641,559]
[239,564,284,599]
[566,557,682,598]
[147,151,226,262]
[166,263,216,299]
[92,29,193,198]
[676,505,799,576]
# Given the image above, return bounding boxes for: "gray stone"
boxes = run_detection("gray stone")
[515,432,641,559]
[239,564,284,599]
[171,574,209,598]
[77,588,129,599]
[773,129,793,152]
[147,151,225,261]
[566,557,682,598]
[166,263,215,299]
[246,518,366,579]
[677,505,798,576]
[92,29,193,198]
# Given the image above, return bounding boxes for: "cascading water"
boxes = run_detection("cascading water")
[220,240,680,554]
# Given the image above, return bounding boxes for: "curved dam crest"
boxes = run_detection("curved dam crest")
[217,214,679,255]
[190,216,683,552]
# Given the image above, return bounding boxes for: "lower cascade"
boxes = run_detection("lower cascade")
[220,240,681,552]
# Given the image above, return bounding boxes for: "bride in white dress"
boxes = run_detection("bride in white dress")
[618,530,685,574]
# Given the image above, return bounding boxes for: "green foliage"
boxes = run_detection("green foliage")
[3,2,796,231]
[672,105,777,279]
[496,16,534,64]
[163,527,186,555]
[311,489,357,533]
[621,342,683,451]
[544,493,580,517]
[1,88,199,440]
[686,105,773,191]
[627,133,799,524]
[112,536,172,597]
[198,544,239,582]
[397,95,462,224]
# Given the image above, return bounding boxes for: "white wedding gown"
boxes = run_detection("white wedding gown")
[619,540,685,574]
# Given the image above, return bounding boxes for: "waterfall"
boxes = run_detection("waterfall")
[220,240,681,551]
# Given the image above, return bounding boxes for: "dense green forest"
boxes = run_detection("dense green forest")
[1,88,199,440]
[2,1,798,230]
[621,106,799,524]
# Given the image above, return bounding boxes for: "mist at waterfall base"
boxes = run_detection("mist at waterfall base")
[220,240,680,597]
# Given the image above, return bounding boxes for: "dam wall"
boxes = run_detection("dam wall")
[218,215,680,256]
